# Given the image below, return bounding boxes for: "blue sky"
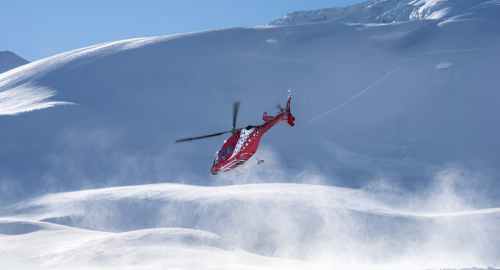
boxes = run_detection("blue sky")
[1,0,364,61]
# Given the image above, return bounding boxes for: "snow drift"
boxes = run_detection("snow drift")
[2,182,500,269]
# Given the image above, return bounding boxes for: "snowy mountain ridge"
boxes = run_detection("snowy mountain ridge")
[0,51,29,74]
[268,0,500,26]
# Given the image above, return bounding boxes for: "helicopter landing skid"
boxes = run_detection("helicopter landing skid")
[234,158,265,176]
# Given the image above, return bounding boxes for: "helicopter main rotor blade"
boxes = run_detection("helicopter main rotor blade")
[233,101,240,132]
[175,129,234,143]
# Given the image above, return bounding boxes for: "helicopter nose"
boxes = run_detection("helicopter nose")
[211,168,218,175]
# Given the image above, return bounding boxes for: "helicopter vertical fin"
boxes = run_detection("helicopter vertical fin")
[284,89,295,126]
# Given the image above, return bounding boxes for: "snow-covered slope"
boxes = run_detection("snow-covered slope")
[269,0,500,26]
[2,183,499,269]
[0,51,29,74]
[1,16,500,202]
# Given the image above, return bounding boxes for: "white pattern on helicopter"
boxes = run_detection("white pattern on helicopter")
[230,127,255,159]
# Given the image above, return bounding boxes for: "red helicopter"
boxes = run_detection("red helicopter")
[175,90,295,175]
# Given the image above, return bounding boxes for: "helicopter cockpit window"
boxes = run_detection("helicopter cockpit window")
[214,151,219,164]
[220,149,226,159]
[227,144,234,155]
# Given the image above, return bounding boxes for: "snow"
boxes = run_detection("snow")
[1,183,500,269]
[0,83,75,115]
[0,51,29,74]
[268,0,500,25]
[1,0,500,269]
[3,17,500,201]
[1,220,310,270]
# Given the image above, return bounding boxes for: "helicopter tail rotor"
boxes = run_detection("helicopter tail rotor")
[277,103,283,113]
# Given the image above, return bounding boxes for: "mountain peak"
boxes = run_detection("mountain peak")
[268,0,500,26]
[0,51,30,74]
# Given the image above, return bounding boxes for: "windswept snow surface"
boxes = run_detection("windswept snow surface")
[0,83,75,115]
[269,0,500,25]
[1,2,500,269]
[1,183,500,269]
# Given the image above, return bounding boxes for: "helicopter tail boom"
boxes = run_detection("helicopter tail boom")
[262,90,295,127]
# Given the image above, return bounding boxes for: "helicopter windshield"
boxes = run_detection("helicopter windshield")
[213,151,219,165]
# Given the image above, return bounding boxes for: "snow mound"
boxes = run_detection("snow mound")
[3,183,500,267]
[268,0,500,26]
[0,218,321,270]
[81,228,234,250]
[0,220,43,235]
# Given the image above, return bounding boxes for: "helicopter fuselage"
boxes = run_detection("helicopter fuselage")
[211,108,294,175]
[175,90,294,175]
